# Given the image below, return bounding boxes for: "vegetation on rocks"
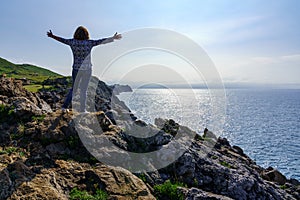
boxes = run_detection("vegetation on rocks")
[69,188,108,200]
[154,180,185,200]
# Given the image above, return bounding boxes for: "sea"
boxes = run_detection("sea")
[118,88,300,180]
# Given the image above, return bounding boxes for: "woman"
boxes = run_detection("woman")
[47,26,122,112]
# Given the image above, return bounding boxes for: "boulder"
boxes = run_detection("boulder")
[0,77,52,119]
[261,167,287,185]
[11,97,43,119]
[92,164,155,199]
[181,187,234,200]
[0,77,26,97]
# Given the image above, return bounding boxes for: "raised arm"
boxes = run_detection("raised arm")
[92,32,122,46]
[47,30,71,45]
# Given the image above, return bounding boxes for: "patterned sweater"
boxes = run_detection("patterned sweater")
[57,37,114,70]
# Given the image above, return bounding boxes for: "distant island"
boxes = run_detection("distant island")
[110,84,133,95]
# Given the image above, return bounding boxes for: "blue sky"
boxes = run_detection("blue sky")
[0,0,299,86]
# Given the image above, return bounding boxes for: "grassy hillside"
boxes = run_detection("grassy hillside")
[0,57,62,83]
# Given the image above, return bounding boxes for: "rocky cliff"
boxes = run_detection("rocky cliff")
[0,77,299,200]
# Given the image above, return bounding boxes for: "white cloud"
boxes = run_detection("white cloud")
[280,54,300,61]
[251,54,300,64]
[182,15,268,46]
[251,57,279,65]
[212,53,300,85]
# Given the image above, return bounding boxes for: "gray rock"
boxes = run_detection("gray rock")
[46,142,71,156]
[261,167,287,185]
[181,187,234,200]
[0,130,11,145]
[11,97,43,118]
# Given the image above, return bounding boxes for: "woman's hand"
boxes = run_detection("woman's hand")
[47,30,54,38]
[113,32,122,40]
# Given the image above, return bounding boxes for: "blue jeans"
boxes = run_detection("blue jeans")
[62,69,92,112]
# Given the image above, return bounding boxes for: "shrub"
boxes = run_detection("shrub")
[154,180,185,200]
[138,173,147,182]
[69,188,95,200]
[94,190,108,200]
[69,188,108,200]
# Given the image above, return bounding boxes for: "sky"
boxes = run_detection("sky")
[0,0,300,87]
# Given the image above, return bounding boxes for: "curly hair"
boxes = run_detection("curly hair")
[73,26,90,40]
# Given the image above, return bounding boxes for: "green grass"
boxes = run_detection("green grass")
[154,180,185,200]
[0,147,18,155]
[0,147,26,157]
[18,151,26,157]
[32,114,46,122]
[138,173,147,182]
[280,184,288,190]
[219,161,232,168]
[0,57,62,84]
[69,188,108,200]
[24,84,53,92]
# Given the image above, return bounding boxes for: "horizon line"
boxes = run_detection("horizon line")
[112,82,300,90]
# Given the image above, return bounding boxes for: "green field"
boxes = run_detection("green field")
[23,85,53,92]
[0,57,62,84]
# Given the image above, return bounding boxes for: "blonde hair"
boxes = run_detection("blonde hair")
[73,26,90,40]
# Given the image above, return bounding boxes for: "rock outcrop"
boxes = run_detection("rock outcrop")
[4,159,155,200]
[0,109,155,199]
[110,84,133,95]
[0,76,299,200]
[0,77,52,120]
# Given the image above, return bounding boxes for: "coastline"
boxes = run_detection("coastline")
[118,87,300,181]
[0,76,299,199]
